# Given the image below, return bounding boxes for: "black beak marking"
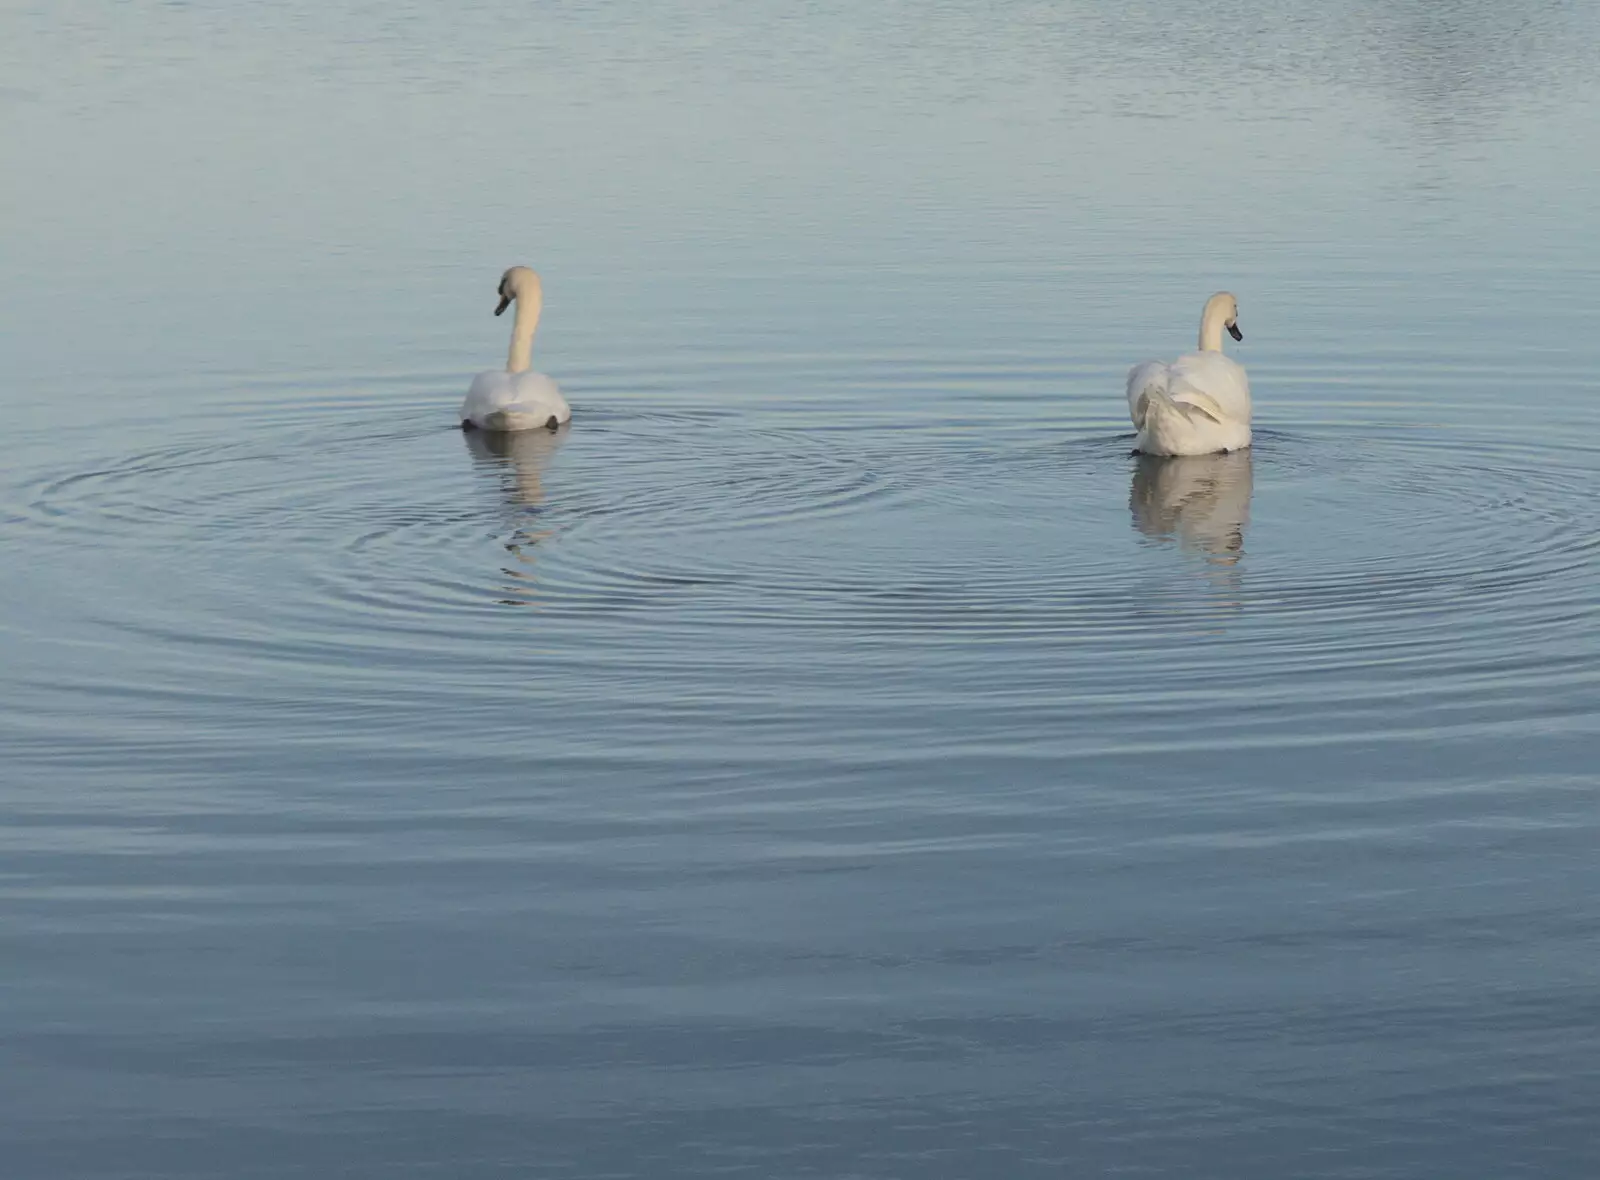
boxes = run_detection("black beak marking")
[494,294,511,316]
[1228,322,1243,342]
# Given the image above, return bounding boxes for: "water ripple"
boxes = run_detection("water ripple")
[4,363,1596,761]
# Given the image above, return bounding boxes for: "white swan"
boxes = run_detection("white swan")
[460,266,572,432]
[1126,292,1250,456]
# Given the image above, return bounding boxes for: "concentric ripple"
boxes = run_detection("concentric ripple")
[3,362,1597,762]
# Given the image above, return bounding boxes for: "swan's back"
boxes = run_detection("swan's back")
[1126,353,1251,456]
[1167,352,1251,422]
[1126,353,1251,429]
[462,369,571,432]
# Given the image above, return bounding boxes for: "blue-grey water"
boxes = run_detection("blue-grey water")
[4,2,1599,1176]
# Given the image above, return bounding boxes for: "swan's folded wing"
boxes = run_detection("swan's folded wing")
[462,370,516,420]
[507,370,563,407]
[1126,361,1171,429]
[1168,389,1226,423]
[1168,353,1251,422]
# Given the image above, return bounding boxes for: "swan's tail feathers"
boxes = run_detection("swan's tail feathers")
[482,410,561,432]
[480,407,566,432]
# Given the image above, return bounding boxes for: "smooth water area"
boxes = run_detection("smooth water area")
[3,2,1599,1175]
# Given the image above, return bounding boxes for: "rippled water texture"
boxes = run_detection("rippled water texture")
[3,2,1599,1177]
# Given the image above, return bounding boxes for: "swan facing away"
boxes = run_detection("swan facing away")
[1126,292,1250,456]
[460,266,572,432]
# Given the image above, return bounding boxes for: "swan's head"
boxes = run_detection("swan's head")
[1208,291,1242,342]
[494,266,541,317]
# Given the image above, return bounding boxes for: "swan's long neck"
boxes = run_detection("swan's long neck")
[507,289,543,373]
[1198,298,1230,353]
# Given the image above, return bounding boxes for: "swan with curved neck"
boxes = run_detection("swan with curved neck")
[1197,291,1245,354]
[500,266,543,373]
[460,266,571,432]
[1125,291,1251,456]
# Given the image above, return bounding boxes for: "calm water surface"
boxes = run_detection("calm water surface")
[3,2,1599,1176]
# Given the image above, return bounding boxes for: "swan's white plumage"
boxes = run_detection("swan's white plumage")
[460,265,571,432]
[1126,292,1251,456]
[462,369,569,432]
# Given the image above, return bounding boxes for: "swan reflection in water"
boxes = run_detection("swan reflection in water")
[462,425,567,604]
[1129,449,1253,608]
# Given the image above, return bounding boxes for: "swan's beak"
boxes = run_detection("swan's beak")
[1227,322,1243,342]
[494,294,512,316]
